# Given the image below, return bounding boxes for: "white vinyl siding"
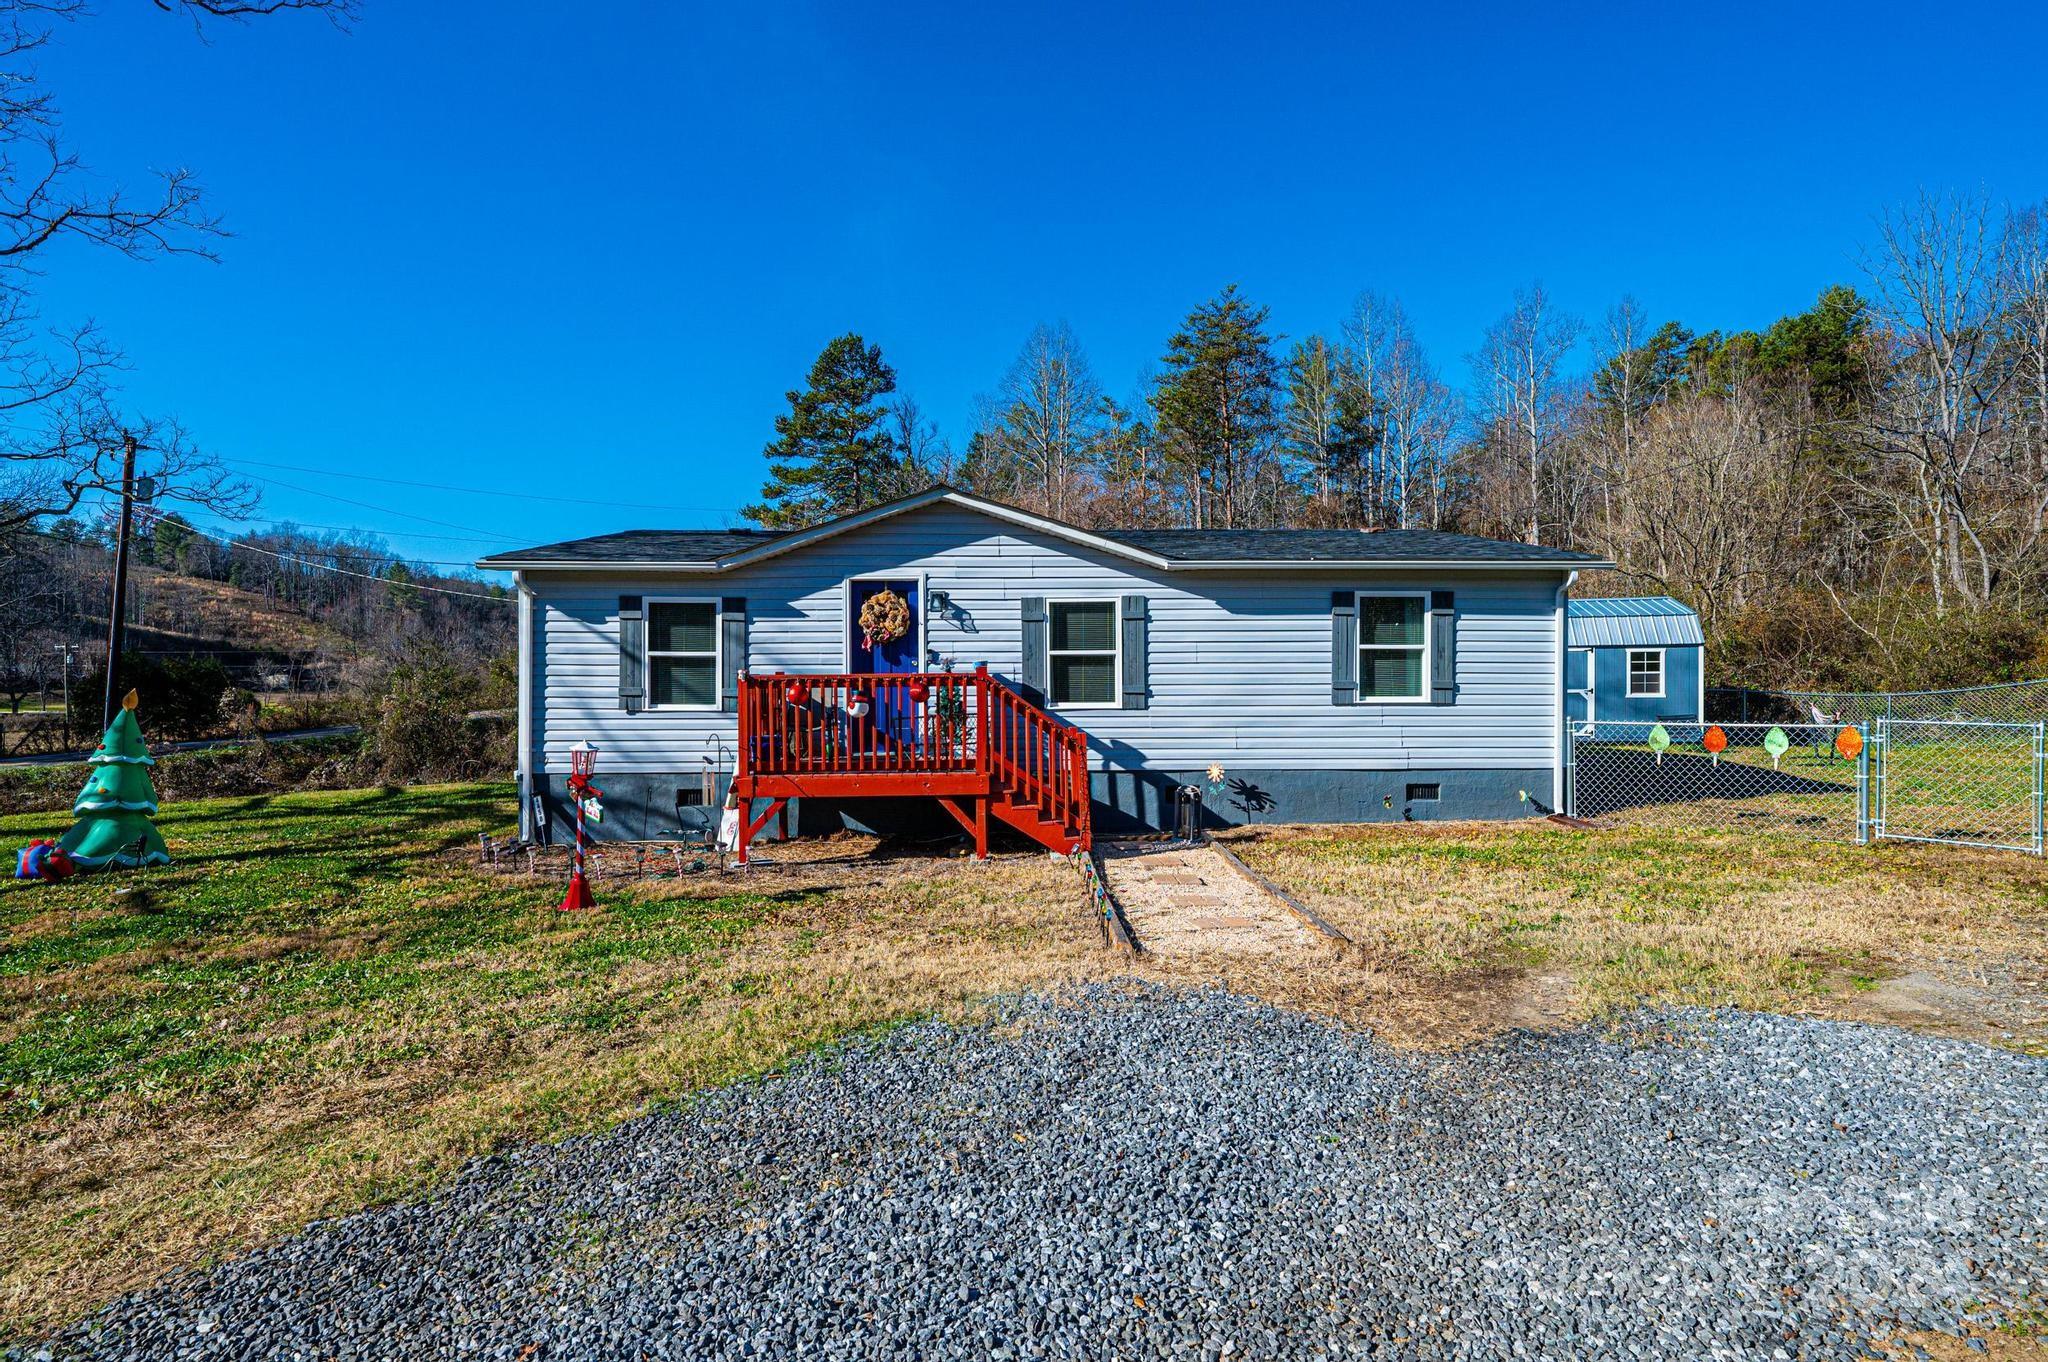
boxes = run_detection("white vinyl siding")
[1626,647,1665,698]
[646,599,718,709]
[1049,599,1118,707]
[525,501,1568,774]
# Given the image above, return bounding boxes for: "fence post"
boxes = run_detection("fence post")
[2034,721,2045,857]
[1857,721,1877,846]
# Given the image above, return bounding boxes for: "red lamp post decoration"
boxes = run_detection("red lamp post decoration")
[558,740,601,912]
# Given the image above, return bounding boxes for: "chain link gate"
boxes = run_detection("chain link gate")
[1865,718,2047,854]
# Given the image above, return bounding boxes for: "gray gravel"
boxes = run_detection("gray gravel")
[18,984,2047,1361]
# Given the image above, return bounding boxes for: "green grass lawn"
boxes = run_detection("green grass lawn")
[0,784,1104,1338]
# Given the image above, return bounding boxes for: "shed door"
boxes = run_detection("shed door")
[1566,648,1595,734]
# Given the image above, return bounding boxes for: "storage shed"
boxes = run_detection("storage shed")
[1565,596,1704,729]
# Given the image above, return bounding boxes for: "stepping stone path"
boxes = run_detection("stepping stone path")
[1097,843,1318,957]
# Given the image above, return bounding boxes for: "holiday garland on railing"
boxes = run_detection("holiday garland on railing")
[858,588,911,651]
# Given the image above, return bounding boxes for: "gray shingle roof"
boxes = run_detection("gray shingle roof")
[478,528,779,567]
[478,487,1610,570]
[1097,527,1604,564]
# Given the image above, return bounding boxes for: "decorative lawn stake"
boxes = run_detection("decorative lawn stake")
[558,741,601,912]
[57,690,170,871]
[1834,725,1864,762]
[1763,726,1790,770]
[1647,723,1672,765]
[1702,725,1728,767]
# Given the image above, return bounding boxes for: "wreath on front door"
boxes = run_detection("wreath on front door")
[858,588,912,651]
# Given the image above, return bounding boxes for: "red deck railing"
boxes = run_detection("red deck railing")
[734,664,1091,855]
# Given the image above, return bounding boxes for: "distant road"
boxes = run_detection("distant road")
[0,725,360,768]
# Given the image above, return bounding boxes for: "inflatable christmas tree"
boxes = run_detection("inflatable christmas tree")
[58,689,170,870]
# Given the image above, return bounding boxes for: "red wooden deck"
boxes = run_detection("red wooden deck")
[732,665,1091,861]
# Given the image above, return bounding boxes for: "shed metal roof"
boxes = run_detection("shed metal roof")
[1566,596,1704,648]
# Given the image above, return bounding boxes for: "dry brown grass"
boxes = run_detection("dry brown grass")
[1221,820,2048,1050]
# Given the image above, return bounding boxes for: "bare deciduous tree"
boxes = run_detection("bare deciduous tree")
[0,0,346,530]
[1471,284,1585,544]
[972,322,1104,520]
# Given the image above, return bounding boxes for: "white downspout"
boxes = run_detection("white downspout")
[516,571,535,837]
[1554,571,1579,814]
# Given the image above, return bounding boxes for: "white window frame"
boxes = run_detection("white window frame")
[1046,597,1121,710]
[1356,590,1432,705]
[1626,647,1666,700]
[644,596,721,711]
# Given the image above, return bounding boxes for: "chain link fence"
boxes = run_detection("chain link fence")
[1568,715,2048,855]
[1710,677,2048,729]
[1568,720,1864,840]
[1870,718,2046,854]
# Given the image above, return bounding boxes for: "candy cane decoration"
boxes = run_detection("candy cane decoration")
[558,740,601,912]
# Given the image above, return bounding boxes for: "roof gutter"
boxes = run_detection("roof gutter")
[482,555,1615,574]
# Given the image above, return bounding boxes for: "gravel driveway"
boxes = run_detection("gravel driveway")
[20,985,2046,1361]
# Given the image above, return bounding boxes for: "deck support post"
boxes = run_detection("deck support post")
[974,794,989,860]
[734,796,787,867]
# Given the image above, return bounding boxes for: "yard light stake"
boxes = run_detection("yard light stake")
[559,741,602,912]
[1763,726,1790,771]
[1648,723,1672,765]
[1702,725,1728,767]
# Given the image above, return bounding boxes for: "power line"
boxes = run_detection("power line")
[194,515,511,547]
[179,521,513,603]
[235,471,514,537]
[188,520,498,567]
[228,455,747,515]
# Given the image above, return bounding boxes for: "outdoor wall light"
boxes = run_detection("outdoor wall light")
[928,589,952,615]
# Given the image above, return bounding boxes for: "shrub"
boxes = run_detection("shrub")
[71,653,235,740]
[359,648,514,782]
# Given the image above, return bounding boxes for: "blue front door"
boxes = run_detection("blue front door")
[849,579,922,746]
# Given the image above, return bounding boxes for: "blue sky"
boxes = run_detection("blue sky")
[34,0,2048,571]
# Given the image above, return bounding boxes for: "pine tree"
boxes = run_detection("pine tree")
[1151,285,1282,528]
[744,334,901,528]
[58,689,170,869]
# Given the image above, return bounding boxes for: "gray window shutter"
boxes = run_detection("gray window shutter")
[1330,590,1357,705]
[1019,596,1048,705]
[720,597,746,713]
[1429,589,1457,705]
[618,595,644,713]
[1119,594,1149,710]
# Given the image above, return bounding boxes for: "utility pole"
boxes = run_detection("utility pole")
[100,432,140,731]
[54,643,74,739]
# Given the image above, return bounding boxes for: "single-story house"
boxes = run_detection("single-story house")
[478,486,1611,848]
[1564,596,1704,731]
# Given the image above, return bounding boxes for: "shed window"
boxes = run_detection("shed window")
[646,599,719,709]
[1358,593,1428,702]
[1626,648,1664,699]
[1049,600,1119,707]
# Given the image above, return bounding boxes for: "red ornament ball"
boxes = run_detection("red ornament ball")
[906,680,930,704]
[785,681,810,705]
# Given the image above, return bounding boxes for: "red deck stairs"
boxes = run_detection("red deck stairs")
[732,665,1091,862]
